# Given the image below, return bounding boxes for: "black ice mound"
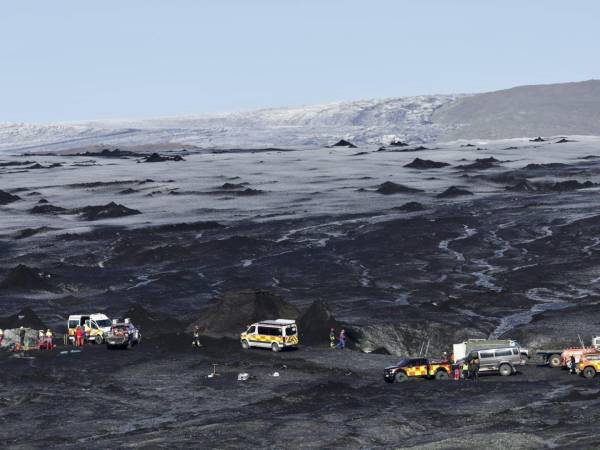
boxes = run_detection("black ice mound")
[122,304,184,338]
[297,300,342,345]
[0,307,47,330]
[404,158,450,169]
[436,186,474,198]
[550,180,597,191]
[376,181,422,195]
[0,190,20,205]
[77,148,142,158]
[530,136,545,142]
[329,139,357,148]
[29,204,68,214]
[394,201,426,212]
[556,138,575,143]
[0,264,57,292]
[456,157,500,171]
[141,153,185,163]
[389,140,408,147]
[75,202,141,221]
[187,289,300,337]
[506,180,539,193]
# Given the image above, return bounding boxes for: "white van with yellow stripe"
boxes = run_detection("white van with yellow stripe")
[240,319,299,352]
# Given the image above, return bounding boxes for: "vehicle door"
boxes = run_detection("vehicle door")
[257,326,271,347]
[478,350,496,371]
[494,348,515,366]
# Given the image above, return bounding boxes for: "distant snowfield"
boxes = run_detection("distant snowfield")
[0,95,460,153]
[3,79,600,153]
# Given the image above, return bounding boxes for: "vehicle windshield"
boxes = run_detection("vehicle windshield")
[96,319,112,327]
[396,359,411,367]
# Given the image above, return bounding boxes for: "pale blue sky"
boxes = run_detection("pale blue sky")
[1,1,599,123]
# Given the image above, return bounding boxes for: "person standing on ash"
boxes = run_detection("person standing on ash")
[192,326,202,348]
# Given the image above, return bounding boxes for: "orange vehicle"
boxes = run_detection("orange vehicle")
[561,347,598,370]
[577,353,600,378]
[383,358,452,383]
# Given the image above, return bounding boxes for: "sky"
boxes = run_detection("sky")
[1,1,599,123]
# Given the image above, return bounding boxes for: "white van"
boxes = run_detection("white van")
[67,313,112,344]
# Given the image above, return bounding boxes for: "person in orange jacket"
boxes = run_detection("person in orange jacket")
[75,326,85,347]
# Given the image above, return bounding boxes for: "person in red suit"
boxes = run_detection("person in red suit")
[75,326,85,347]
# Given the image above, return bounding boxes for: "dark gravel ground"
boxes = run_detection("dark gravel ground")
[1,337,600,449]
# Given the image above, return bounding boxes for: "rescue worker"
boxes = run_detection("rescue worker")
[19,326,26,350]
[38,329,44,348]
[192,326,202,348]
[75,325,85,347]
[453,363,461,381]
[0,328,4,346]
[570,355,577,374]
[45,329,53,350]
[472,356,480,382]
[461,360,469,380]
[337,329,347,350]
[329,328,336,348]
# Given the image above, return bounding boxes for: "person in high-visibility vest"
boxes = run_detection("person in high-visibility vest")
[0,328,4,345]
[192,326,202,348]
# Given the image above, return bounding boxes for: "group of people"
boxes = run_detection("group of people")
[453,355,481,381]
[37,328,54,350]
[329,328,347,349]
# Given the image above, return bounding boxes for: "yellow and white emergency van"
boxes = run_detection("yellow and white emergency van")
[67,313,112,344]
[240,319,299,352]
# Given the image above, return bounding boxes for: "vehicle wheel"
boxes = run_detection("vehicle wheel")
[549,354,561,368]
[394,372,408,383]
[583,366,596,379]
[241,340,250,350]
[271,342,280,352]
[95,335,104,345]
[435,370,450,380]
[499,363,513,376]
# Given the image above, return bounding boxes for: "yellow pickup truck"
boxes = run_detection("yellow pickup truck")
[577,353,600,378]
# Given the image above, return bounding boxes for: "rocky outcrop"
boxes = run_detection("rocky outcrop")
[436,186,474,198]
[187,289,299,337]
[376,182,422,195]
[404,158,449,169]
[74,202,141,221]
[0,190,20,205]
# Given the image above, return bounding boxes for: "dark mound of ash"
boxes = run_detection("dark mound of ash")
[0,160,36,167]
[523,163,567,170]
[75,202,141,221]
[460,143,476,147]
[25,163,62,169]
[0,264,57,292]
[404,158,449,169]
[37,198,48,204]
[188,289,299,337]
[580,155,600,160]
[122,304,184,338]
[76,148,142,158]
[29,204,67,214]
[506,180,539,192]
[141,153,185,163]
[328,139,357,148]
[556,138,575,143]
[530,136,545,142]
[550,180,596,191]
[297,300,342,345]
[210,184,264,196]
[436,186,474,198]
[376,181,422,195]
[0,307,47,330]
[119,188,137,195]
[457,157,500,171]
[149,221,223,233]
[221,182,248,190]
[0,190,20,205]
[14,227,55,239]
[389,140,408,147]
[393,201,426,212]
[352,151,369,156]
